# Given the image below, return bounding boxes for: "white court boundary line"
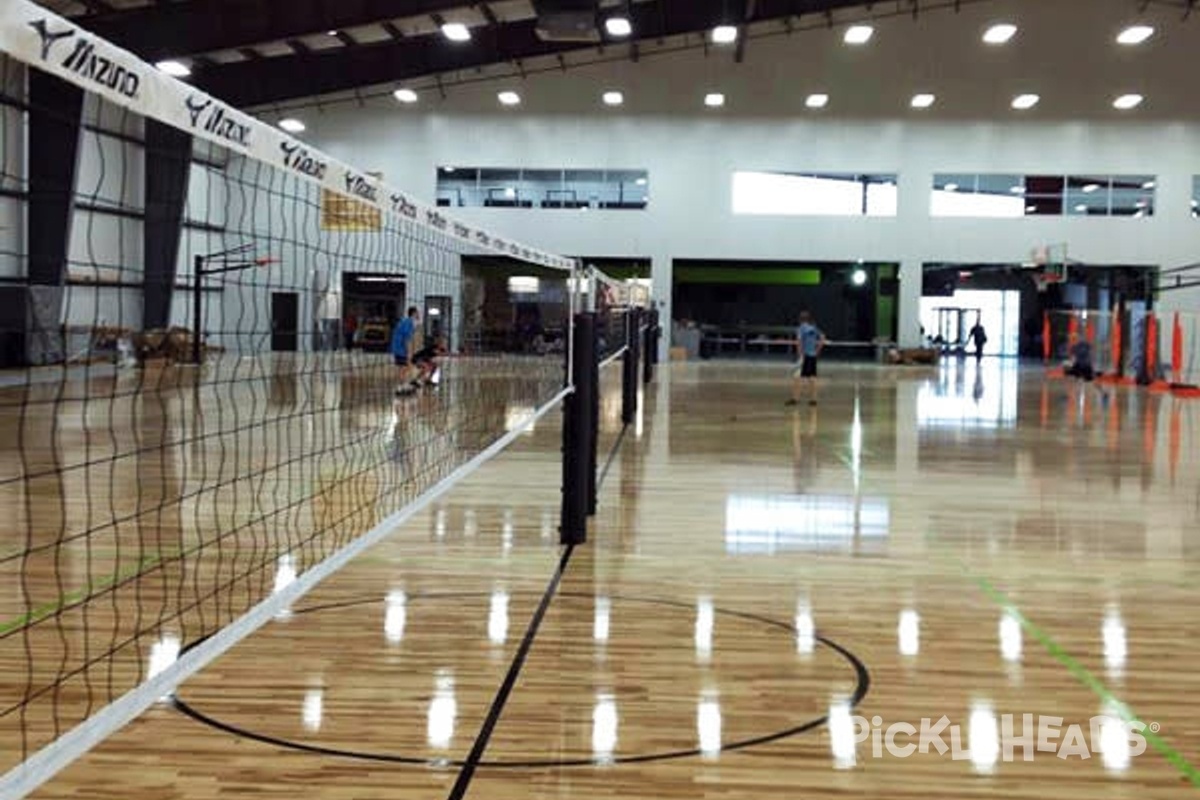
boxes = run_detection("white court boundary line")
[599,346,628,368]
[0,386,573,800]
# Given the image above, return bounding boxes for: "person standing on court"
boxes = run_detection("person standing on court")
[969,321,987,362]
[391,306,421,391]
[788,311,826,407]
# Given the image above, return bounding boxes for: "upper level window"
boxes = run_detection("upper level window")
[1192,177,1200,218]
[732,171,897,217]
[932,174,1155,218]
[436,167,648,210]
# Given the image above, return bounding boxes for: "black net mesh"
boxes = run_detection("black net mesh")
[0,52,569,768]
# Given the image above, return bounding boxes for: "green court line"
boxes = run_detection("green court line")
[0,553,171,637]
[973,575,1200,788]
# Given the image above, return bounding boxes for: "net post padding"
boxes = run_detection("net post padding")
[560,312,594,544]
[1169,311,1200,397]
[1145,313,1171,391]
[621,307,640,426]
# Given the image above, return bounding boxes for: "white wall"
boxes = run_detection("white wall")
[300,107,1200,346]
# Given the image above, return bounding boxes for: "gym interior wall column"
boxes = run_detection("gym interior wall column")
[143,120,193,329]
[26,68,84,365]
[650,252,672,361]
[896,260,924,348]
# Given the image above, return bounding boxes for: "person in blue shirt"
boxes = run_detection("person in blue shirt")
[391,306,420,389]
[787,311,826,407]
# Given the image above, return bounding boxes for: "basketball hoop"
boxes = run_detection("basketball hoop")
[1034,272,1062,293]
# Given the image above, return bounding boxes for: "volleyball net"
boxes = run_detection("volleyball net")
[0,2,660,795]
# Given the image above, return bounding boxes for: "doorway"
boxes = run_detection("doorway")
[424,295,453,345]
[270,292,299,352]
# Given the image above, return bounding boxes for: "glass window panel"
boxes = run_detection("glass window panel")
[565,169,606,209]
[977,174,1024,197]
[1111,187,1153,217]
[1024,175,1065,197]
[435,166,480,207]
[518,169,564,208]
[934,174,976,192]
[1023,196,1061,216]
[1193,176,1200,218]
[479,168,525,207]
[733,171,882,216]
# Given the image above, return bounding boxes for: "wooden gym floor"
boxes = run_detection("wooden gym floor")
[7,356,1200,798]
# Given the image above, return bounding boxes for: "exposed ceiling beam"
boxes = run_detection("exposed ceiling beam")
[381,21,406,41]
[197,0,879,107]
[334,30,360,47]
[76,0,115,13]
[286,39,311,55]
[478,2,500,26]
[77,0,478,62]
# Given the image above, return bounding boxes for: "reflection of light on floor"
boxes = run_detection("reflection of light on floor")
[697,690,722,759]
[1098,702,1132,773]
[828,698,858,769]
[695,597,714,663]
[1000,613,1022,664]
[505,405,537,435]
[795,601,815,656]
[725,494,889,553]
[898,610,920,657]
[592,693,618,762]
[302,688,324,732]
[594,596,611,644]
[435,508,447,538]
[502,509,514,553]
[427,671,456,750]
[916,359,1019,429]
[851,393,862,491]
[1103,606,1127,678]
[385,590,407,644]
[488,590,509,645]
[147,635,181,700]
[273,554,298,619]
[968,703,1000,773]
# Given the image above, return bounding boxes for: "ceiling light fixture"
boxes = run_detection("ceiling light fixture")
[278,118,306,133]
[1082,183,1101,193]
[1142,180,1156,189]
[498,90,521,106]
[1074,204,1089,212]
[327,30,339,36]
[442,22,472,42]
[1117,25,1154,45]
[1012,93,1040,110]
[1010,186,1025,194]
[711,25,738,44]
[704,92,726,108]
[606,17,632,37]
[155,60,191,78]
[602,90,624,106]
[394,88,418,104]
[844,25,874,45]
[1113,93,1144,110]
[983,24,1017,44]
[805,93,829,109]
[911,93,936,109]
[944,183,959,192]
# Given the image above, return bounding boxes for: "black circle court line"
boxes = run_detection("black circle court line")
[172,591,871,769]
